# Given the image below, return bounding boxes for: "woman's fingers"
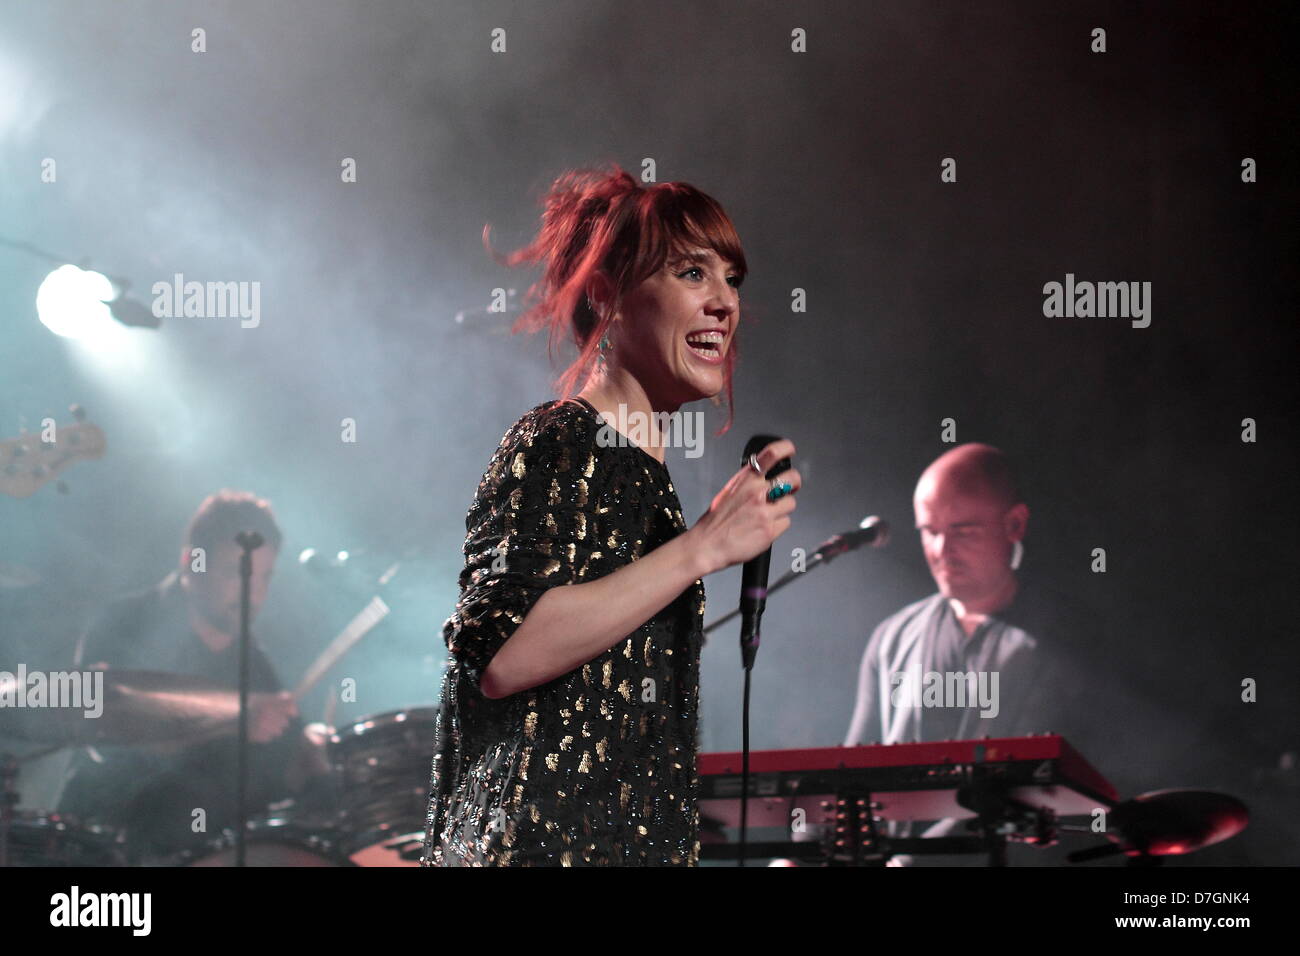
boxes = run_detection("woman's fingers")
[693,439,802,572]
[752,439,796,475]
[765,467,801,496]
[768,492,797,517]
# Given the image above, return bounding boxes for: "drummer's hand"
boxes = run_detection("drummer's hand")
[289,722,334,788]
[302,721,332,748]
[249,691,297,743]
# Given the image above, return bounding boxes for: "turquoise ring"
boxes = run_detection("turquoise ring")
[767,481,793,502]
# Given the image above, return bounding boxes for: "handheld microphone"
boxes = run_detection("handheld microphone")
[738,434,791,670]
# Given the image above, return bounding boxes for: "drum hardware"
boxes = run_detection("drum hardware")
[1066,789,1249,864]
[328,706,439,866]
[2,589,392,865]
[1,743,127,870]
[177,815,352,867]
[697,736,1249,865]
[0,810,129,867]
[0,747,129,867]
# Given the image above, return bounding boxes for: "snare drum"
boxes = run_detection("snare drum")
[329,706,438,866]
[179,817,351,867]
[2,810,128,866]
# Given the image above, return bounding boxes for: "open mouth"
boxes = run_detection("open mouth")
[685,330,724,362]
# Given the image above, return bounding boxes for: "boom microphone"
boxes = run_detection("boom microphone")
[813,516,890,562]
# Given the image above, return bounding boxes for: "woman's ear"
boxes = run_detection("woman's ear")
[586,272,615,318]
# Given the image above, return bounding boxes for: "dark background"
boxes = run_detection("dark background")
[1,1,1296,863]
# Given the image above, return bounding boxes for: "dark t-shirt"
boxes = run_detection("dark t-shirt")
[56,572,303,858]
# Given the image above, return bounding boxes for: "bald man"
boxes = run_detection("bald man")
[847,442,1105,745]
[844,444,1110,862]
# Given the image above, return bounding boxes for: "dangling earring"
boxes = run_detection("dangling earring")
[586,293,612,370]
[1010,539,1024,570]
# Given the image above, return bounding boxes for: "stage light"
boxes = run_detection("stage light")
[36,264,119,341]
[35,265,160,353]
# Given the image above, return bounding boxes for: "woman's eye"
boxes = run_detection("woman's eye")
[679,267,704,280]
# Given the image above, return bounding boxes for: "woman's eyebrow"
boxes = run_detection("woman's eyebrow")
[672,249,734,269]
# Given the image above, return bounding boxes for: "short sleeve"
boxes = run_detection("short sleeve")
[442,404,606,681]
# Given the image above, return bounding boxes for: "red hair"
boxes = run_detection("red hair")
[486,164,748,435]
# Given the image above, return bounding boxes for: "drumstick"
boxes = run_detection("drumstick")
[291,595,390,702]
[323,683,338,727]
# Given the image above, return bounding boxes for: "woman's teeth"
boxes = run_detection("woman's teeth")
[685,331,723,360]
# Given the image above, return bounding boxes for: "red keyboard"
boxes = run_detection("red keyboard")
[698,735,1117,825]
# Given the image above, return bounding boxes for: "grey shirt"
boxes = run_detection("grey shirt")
[845,581,1162,866]
[846,580,1102,753]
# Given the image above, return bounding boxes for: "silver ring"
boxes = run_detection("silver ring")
[747,453,763,476]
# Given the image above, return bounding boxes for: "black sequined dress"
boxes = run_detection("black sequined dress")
[421,397,707,866]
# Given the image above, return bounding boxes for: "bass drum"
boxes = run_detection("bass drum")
[329,706,438,866]
[2,810,128,866]
[180,816,351,867]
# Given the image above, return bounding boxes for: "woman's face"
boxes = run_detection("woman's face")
[612,246,741,406]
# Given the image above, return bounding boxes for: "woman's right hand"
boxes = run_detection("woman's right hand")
[688,438,800,577]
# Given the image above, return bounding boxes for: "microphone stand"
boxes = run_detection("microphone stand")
[234,530,264,868]
[703,518,889,866]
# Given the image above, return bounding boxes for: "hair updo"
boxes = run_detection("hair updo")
[487,163,747,434]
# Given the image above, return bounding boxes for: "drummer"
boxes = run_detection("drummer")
[54,489,330,861]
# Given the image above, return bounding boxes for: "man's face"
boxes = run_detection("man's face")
[913,484,1020,604]
[182,542,276,634]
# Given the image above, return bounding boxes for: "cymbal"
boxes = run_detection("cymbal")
[1106,788,1249,856]
[1,670,244,747]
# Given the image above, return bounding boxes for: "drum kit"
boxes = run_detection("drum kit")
[0,669,438,867]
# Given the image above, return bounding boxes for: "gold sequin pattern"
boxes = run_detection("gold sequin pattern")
[422,399,705,867]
